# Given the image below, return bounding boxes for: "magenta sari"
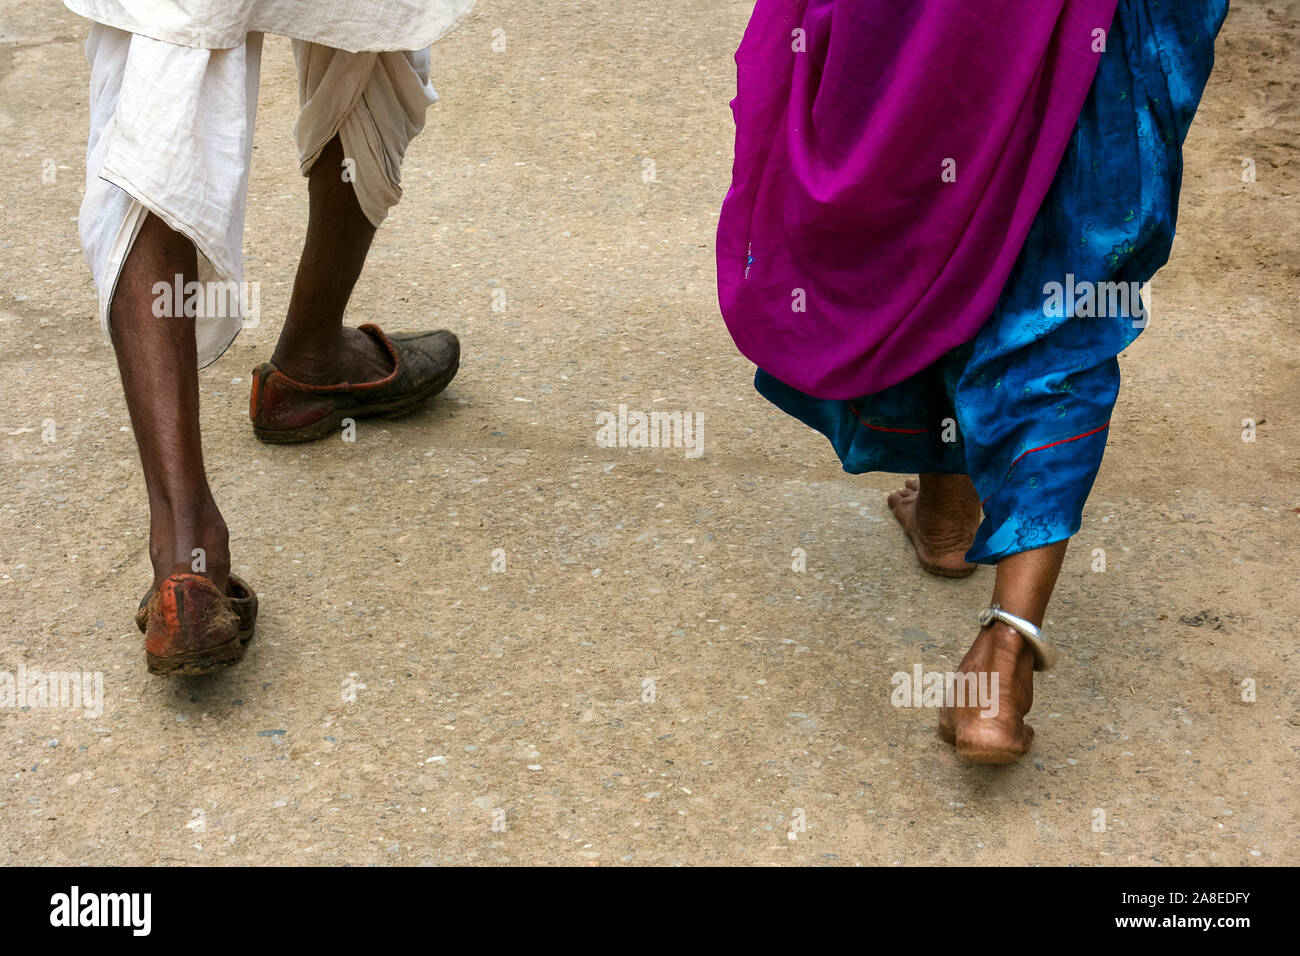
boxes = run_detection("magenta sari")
[716,0,1120,400]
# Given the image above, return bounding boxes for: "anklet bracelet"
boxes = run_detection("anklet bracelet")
[978,603,1058,671]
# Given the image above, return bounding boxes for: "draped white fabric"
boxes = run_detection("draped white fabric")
[64,0,476,53]
[78,24,438,368]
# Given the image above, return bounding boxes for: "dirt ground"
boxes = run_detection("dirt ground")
[0,1,1296,866]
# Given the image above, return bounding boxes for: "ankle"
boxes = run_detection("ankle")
[271,333,342,382]
[148,497,230,586]
[978,621,1034,670]
[916,474,980,519]
[914,496,980,549]
[272,326,392,386]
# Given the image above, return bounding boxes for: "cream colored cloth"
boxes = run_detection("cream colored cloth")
[63,0,476,53]
[78,23,438,368]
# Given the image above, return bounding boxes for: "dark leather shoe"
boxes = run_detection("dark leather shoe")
[138,573,254,676]
[137,573,258,637]
[249,323,459,443]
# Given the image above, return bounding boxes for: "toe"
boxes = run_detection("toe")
[887,486,918,509]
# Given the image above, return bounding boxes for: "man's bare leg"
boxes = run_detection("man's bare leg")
[270,134,393,385]
[110,213,229,595]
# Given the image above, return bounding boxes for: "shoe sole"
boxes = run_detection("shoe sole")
[251,362,458,444]
[147,628,254,677]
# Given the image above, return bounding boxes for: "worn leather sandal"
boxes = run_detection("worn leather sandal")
[136,572,258,676]
[249,323,459,444]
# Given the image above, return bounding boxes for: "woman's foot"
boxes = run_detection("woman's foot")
[887,474,981,577]
[938,621,1037,763]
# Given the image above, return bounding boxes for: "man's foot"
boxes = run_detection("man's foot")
[137,566,257,676]
[147,495,231,595]
[250,324,460,443]
[271,325,393,386]
[887,474,981,578]
[137,495,256,674]
[938,621,1036,763]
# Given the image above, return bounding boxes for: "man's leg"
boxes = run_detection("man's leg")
[247,44,458,444]
[110,213,229,595]
[269,134,393,386]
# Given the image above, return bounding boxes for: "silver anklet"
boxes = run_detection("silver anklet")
[978,603,1058,671]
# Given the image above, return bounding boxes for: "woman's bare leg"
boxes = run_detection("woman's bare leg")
[888,473,1067,762]
[939,541,1068,763]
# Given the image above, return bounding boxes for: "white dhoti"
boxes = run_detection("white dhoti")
[78,24,441,368]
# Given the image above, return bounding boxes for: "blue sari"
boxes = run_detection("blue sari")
[756,0,1229,563]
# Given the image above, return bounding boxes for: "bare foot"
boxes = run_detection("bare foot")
[938,621,1036,763]
[887,474,981,578]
